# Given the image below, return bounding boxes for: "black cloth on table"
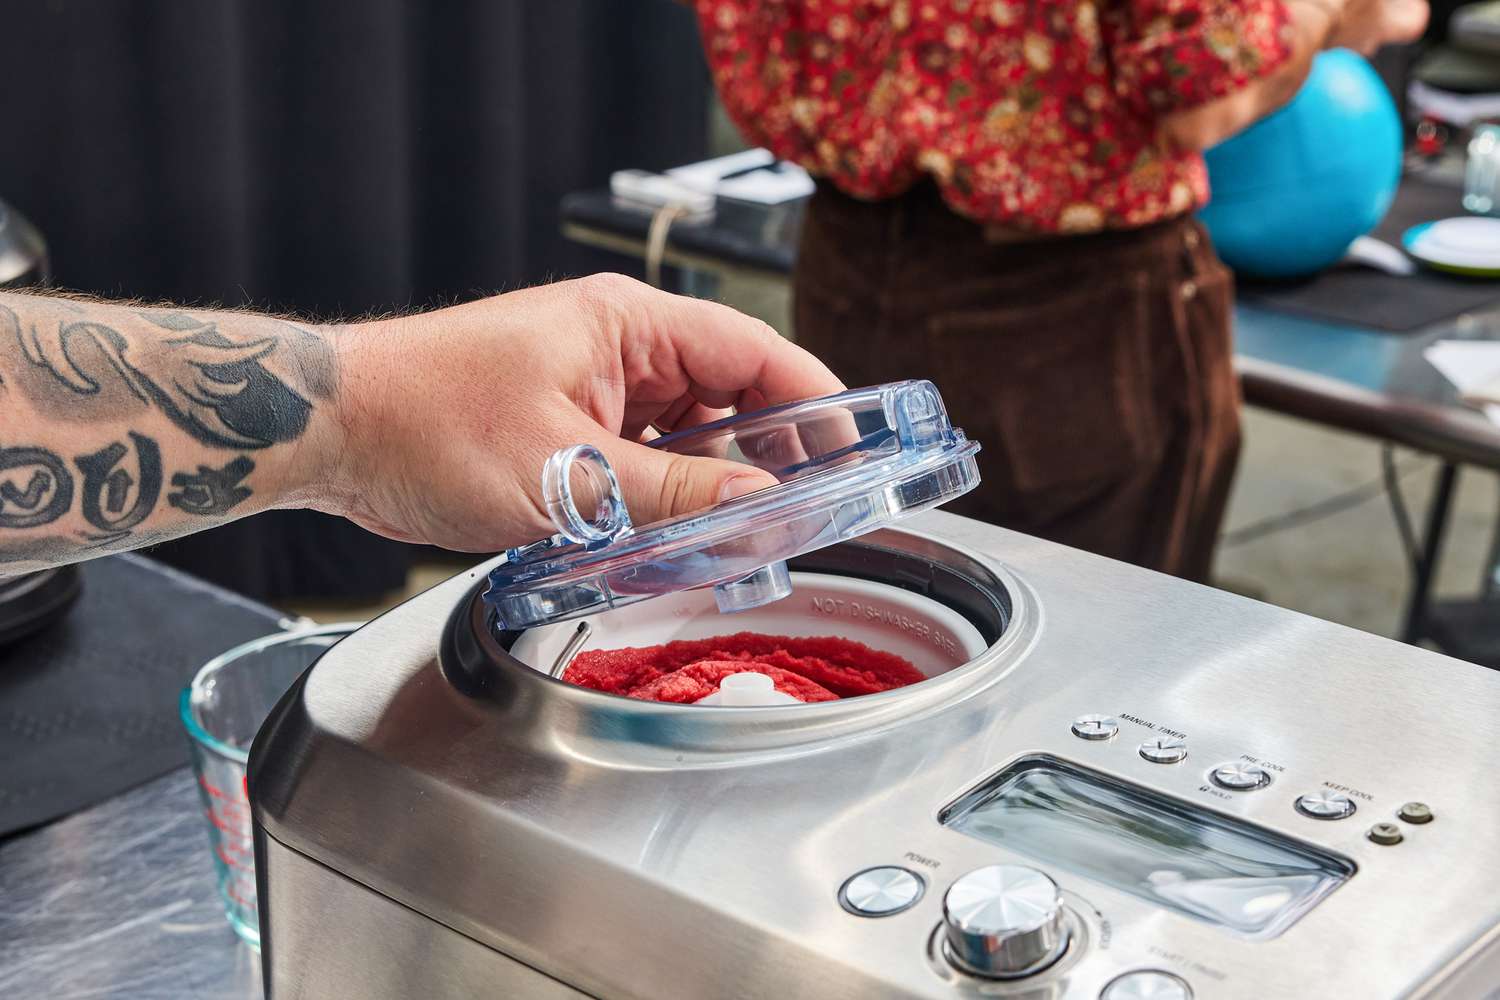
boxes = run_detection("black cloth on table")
[1237,178,1500,334]
[0,0,711,602]
[0,555,281,838]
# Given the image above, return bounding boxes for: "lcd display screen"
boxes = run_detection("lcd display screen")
[940,757,1354,938]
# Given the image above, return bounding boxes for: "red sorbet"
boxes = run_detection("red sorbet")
[562,632,926,704]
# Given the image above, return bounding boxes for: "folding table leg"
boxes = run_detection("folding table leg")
[1401,462,1459,645]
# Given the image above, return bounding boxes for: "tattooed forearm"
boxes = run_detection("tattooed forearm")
[0,291,338,573]
[0,301,335,448]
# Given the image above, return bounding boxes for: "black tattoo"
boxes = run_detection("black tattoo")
[1,431,255,567]
[0,302,333,450]
[0,295,294,569]
[2,471,52,509]
[0,445,73,529]
[169,456,254,515]
[270,319,338,401]
[74,432,163,542]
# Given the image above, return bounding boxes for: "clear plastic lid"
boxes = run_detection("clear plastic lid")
[482,380,980,630]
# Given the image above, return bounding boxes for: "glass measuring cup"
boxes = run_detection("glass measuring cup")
[1465,124,1500,216]
[180,623,357,948]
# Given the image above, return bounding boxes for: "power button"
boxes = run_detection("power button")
[838,866,924,917]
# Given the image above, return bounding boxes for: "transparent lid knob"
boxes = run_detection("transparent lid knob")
[482,381,980,631]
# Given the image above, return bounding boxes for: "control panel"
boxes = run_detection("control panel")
[833,712,1443,996]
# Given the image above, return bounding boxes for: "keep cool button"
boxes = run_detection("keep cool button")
[1296,790,1357,820]
[839,866,924,917]
[1101,969,1193,1000]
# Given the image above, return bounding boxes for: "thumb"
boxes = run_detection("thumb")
[590,433,776,527]
[1383,0,1430,44]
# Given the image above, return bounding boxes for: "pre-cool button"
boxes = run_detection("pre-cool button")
[1210,762,1271,791]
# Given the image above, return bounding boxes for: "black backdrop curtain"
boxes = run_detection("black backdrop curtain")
[0,0,710,600]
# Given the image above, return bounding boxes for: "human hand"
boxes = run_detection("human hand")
[1325,0,1429,54]
[321,274,845,552]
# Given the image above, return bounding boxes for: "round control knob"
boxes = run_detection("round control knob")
[1296,790,1356,820]
[1211,762,1271,791]
[942,865,1068,979]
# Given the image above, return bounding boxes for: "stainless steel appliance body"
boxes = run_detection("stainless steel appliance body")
[251,513,1500,999]
[0,198,47,287]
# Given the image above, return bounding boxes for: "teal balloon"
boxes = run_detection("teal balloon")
[1198,49,1402,279]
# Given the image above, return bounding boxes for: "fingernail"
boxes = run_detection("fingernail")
[719,474,765,502]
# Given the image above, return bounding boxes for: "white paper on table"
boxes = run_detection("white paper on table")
[666,149,774,192]
[666,149,814,205]
[712,165,815,204]
[1423,339,1500,424]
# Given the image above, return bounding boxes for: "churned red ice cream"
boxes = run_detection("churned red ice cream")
[562,632,925,704]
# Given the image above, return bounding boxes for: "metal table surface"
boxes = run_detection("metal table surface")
[0,768,262,999]
[1235,304,1500,473]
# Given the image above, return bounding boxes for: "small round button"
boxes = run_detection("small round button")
[1398,801,1433,824]
[1210,762,1271,791]
[1296,790,1356,820]
[839,866,924,917]
[1138,737,1188,764]
[1368,823,1404,846]
[1101,969,1193,1000]
[1072,714,1119,741]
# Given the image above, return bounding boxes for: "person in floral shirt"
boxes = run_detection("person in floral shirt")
[694,0,1426,581]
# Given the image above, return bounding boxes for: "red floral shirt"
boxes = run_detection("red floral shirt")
[695,0,1292,233]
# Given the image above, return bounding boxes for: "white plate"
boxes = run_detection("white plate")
[1403,217,1500,276]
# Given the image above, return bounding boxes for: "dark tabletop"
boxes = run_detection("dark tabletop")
[562,189,801,277]
[0,556,283,999]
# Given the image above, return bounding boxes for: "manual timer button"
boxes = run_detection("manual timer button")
[1138,737,1188,764]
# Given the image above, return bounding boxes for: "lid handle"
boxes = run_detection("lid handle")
[886,381,952,448]
[542,444,633,545]
[713,560,793,614]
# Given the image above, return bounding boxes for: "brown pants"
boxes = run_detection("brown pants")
[794,180,1241,582]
